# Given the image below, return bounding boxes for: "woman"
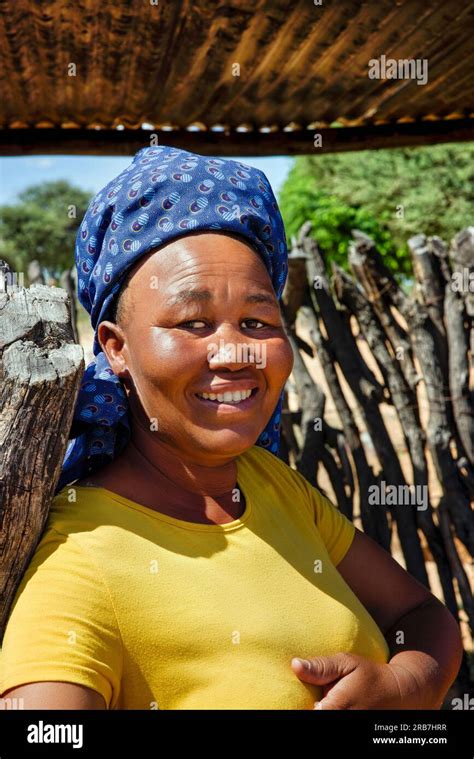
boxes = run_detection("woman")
[0,146,463,710]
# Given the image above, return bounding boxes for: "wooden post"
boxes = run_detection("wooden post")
[349,231,419,393]
[0,277,84,642]
[446,229,474,467]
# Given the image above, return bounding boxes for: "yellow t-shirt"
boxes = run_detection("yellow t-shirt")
[0,445,389,709]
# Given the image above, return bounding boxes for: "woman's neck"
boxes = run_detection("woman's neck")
[127,416,239,498]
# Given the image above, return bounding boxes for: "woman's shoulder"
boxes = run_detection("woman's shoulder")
[48,478,117,539]
[240,446,318,527]
[239,445,309,495]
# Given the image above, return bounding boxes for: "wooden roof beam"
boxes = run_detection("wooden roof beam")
[0,118,473,156]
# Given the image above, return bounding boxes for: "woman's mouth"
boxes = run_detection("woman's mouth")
[194,387,259,410]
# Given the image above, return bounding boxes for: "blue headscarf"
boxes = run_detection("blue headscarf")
[55,145,289,494]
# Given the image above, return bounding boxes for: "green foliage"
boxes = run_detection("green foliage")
[278,142,474,279]
[279,169,404,276]
[0,180,92,277]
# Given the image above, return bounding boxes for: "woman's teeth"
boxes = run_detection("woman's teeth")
[197,389,253,404]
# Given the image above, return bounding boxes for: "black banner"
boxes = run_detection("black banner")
[0,709,472,756]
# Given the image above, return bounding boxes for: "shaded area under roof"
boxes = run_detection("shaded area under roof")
[1,0,473,155]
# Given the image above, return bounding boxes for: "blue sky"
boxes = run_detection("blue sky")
[0,154,294,205]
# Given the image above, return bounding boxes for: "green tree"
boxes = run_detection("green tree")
[279,142,474,279]
[0,180,92,277]
[278,168,403,276]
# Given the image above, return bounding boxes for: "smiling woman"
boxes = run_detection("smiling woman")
[92,232,294,483]
[0,145,463,711]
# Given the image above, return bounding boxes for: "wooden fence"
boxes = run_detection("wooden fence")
[279,224,473,695]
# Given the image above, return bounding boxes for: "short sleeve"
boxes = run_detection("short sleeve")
[0,527,122,708]
[292,472,356,566]
[310,487,356,565]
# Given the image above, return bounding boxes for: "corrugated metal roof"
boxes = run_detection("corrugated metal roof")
[0,0,473,154]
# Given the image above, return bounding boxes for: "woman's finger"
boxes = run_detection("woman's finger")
[291,653,359,685]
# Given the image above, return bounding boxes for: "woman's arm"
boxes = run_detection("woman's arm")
[1,682,106,709]
[337,528,463,706]
[291,527,464,709]
[383,596,464,709]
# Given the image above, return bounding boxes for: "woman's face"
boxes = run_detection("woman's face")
[97,232,294,464]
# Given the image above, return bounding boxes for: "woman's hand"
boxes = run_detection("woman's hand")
[291,653,422,710]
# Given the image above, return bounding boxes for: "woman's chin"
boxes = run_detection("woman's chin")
[184,428,264,459]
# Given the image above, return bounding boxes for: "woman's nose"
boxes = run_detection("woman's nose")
[207,324,263,370]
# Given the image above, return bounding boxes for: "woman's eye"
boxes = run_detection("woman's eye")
[242,319,266,329]
[178,320,208,329]
[177,318,269,330]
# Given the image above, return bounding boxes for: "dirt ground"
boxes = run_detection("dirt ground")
[76,307,473,673]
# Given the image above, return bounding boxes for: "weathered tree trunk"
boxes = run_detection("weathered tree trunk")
[450,227,474,318]
[444,283,473,467]
[348,231,420,393]
[282,242,310,328]
[407,234,472,468]
[437,496,474,640]
[445,228,474,470]
[322,419,355,509]
[0,281,84,642]
[409,234,450,378]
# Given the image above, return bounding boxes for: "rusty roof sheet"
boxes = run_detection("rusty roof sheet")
[0,0,473,153]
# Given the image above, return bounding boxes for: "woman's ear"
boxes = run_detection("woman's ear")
[96,320,129,378]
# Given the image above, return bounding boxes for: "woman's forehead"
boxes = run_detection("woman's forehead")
[127,231,270,290]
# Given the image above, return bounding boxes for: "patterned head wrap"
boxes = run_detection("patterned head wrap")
[55,145,289,494]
